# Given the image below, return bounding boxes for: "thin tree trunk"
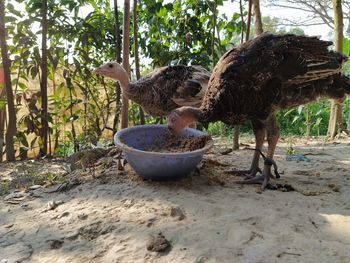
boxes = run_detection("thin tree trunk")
[121,0,130,129]
[133,0,145,125]
[0,77,6,162]
[245,0,253,41]
[211,0,217,68]
[252,0,263,35]
[239,0,244,44]
[233,0,253,150]
[328,0,344,138]
[0,0,16,161]
[51,66,59,154]
[68,80,78,152]
[0,68,5,162]
[347,102,350,133]
[39,0,49,157]
[233,125,240,150]
[113,0,122,133]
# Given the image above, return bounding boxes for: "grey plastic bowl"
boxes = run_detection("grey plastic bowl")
[114,124,213,180]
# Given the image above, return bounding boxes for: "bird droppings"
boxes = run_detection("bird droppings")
[147,133,212,153]
[146,233,171,252]
[169,206,185,221]
[43,200,64,212]
[48,239,64,250]
[328,183,340,192]
[267,183,296,192]
[300,190,328,196]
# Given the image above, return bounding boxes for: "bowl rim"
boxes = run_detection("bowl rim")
[114,124,213,156]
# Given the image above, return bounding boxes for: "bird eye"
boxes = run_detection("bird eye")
[108,64,113,68]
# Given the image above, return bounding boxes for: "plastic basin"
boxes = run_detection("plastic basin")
[114,124,213,180]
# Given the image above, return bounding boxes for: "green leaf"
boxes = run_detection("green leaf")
[315,117,322,126]
[156,7,167,17]
[30,67,38,79]
[283,108,295,117]
[16,131,29,147]
[292,116,300,124]
[343,38,350,56]
[297,105,303,115]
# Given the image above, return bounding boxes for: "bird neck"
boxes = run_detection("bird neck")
[183,106,203,125]
[116,70,131,95]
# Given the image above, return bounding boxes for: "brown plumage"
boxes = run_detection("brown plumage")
[168,33,350,189]
[93,62,210,116]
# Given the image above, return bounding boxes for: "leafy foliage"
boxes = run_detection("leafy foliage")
[1,0,349,161]
[137,0,244,68]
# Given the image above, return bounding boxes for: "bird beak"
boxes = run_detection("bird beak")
[167,123,182,135]
[93,67,102,75]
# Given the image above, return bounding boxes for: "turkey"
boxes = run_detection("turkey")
[168,33,350,189]
[93,62,210,117]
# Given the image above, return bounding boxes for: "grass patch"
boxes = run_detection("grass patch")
[3,164,67,193]
[0,182,10,196]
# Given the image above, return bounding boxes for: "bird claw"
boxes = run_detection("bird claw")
[225,167,262,177]
[236,173,274,190]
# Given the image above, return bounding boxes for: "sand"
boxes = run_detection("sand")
[0,136,350,263]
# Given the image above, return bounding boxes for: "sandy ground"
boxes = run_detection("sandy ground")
[1,136,350,263]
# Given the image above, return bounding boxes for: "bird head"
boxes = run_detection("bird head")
[93,62,127,81]
[167,107,199,134]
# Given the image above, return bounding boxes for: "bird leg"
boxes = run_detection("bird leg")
[117,151,124,171]
[226,120,265,178]
[237,114,280,190]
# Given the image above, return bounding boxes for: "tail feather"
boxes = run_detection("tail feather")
[325,74,350,99]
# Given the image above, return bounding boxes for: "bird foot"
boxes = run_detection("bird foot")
[225,167,262,177]
[236,172,274,190]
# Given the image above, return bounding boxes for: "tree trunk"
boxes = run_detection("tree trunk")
[133,0,145,125]
[328,0,344,138]
[245,0,253,41]
[233,0,254,150]
[0,0,16,161]
[232,125,240,150]
[39,0,49,157]
[113,0,122,133]
[121,0,130,129]
[346,103,350,134]
[211,0,217,68]
[0,109,5,161]
[0,68,6,162]
[252,0,263,35]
